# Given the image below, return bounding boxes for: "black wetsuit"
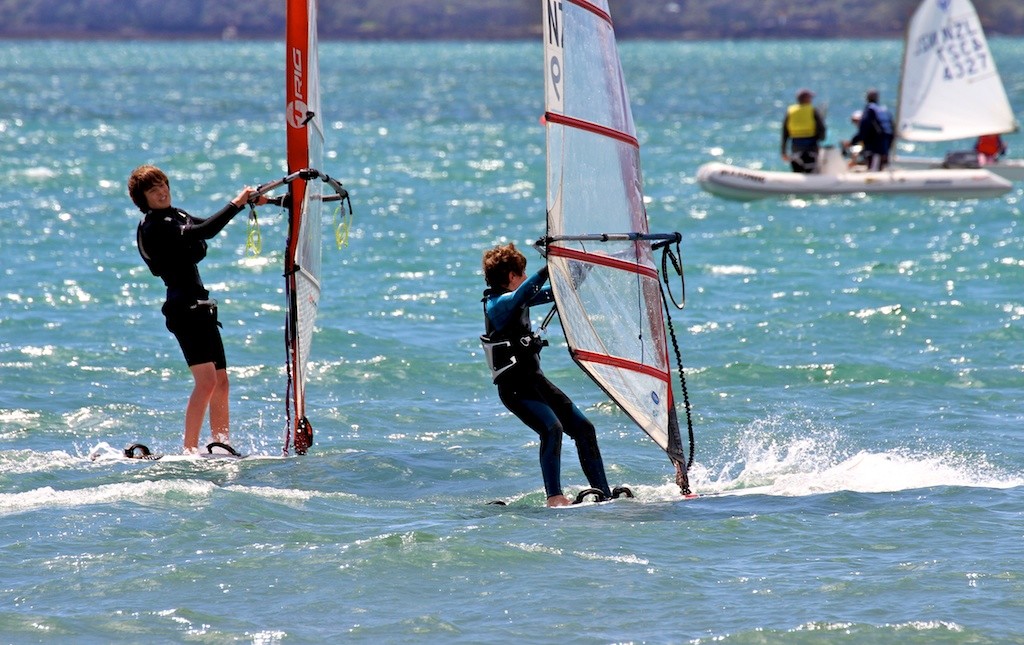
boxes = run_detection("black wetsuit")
[137,203,243,369]
[482,266,611,499]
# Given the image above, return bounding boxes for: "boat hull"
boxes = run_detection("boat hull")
[892,155,1024,182]
[696,162,1012,201]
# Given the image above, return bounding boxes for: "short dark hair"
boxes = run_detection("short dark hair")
[866,89,880,103]
[127,165,169,212]
[482,243,527,289]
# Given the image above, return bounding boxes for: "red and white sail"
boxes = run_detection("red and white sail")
[283,0,325,454]
[542,0,689,483]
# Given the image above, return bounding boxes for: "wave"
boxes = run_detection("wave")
[684,422,1024,498]
[0,478,218,515]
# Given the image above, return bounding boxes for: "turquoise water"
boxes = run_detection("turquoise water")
[3,37,1024,643]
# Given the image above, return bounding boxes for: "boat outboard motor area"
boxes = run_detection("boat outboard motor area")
[816,145,846,176]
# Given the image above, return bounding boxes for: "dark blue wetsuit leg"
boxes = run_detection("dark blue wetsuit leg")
[499,375,612,499]
[499,388,564,498]
[557,403,611,498]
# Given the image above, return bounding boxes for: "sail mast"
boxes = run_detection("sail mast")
[283,0,325,455]
[250,0,350,456]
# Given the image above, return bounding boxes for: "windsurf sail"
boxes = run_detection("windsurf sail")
[540,0,693,494]
[254,0,350,455]
[897,0,1018,142]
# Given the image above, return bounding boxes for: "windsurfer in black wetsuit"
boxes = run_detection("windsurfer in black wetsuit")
[128,164,265,454]
[481,243,612,507]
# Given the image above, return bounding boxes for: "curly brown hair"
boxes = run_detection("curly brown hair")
[482,243,527,289]
[127,165,169,213]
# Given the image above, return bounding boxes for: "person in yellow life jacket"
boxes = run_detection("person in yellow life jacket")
[781,88,827,173]
[975,134,1007,164]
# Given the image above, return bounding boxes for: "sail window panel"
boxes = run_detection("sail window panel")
[549,261,672,450]
[561,1,634,137]
[584,362,672,451]
[548,251,669,377]
[293,269,320,403]
[547,126,644,237]
[296,131,325,283]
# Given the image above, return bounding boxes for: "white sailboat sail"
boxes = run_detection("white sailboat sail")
[541,0,691,493]
[897,0,1018,142]
[255,0,350,455]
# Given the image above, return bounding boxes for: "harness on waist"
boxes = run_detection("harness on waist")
[480,295,547,383]
[161,297,221,329]
[479,332,547,383]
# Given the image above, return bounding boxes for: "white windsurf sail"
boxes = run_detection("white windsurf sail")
[255,0,350,455]
[897,0,1018,142]
[541,0,692,494]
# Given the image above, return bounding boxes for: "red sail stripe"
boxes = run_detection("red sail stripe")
[567,0,613,26]
[548,245,659,280]
[574,349,670,383]
[543,111,639,149]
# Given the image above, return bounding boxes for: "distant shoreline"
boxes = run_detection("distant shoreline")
[3,1,1023,41]
[6,31,1010,43]
[5,30,1024,42]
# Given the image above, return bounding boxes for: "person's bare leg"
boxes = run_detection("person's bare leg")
[209,368,230,444]
[184,362,217,453]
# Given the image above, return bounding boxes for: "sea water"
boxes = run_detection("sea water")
[1,38,1024,643]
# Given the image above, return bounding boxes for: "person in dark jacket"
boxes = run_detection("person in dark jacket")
[128,164,265,454]
[844,89,894,171]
